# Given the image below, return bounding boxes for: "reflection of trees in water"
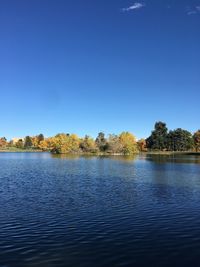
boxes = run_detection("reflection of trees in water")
[145,154,171,163]
[148,163,174,201]
[51,154,81,160]
[144,154,200,164]
[107,154,138,163]
[142,155,200,200]
[51,154,139,162]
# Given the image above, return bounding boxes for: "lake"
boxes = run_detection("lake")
[0,152,200,267]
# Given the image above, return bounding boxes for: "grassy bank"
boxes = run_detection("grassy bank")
[0,147,42,152]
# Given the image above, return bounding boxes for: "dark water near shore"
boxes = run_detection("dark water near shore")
[0,153,200,267]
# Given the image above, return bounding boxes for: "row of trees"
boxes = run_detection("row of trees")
[0,132,138,155]
[1,122,200,154]
[38,132,138,154]
[0,134,45,150]
[146,122,200,152]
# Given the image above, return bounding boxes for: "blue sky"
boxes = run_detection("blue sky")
[0,0,199,140]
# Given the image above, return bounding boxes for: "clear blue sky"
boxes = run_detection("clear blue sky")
[0,0,199,140]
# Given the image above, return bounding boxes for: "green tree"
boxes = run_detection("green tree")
[193,130,200,152]
[95,132,108,152]
[167,128,193,151]
[146,121,168,150]
[24,136,33,148]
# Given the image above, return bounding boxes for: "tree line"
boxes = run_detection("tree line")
[146,122,200,152]
[0,132,138,155]
[0,122,200,154]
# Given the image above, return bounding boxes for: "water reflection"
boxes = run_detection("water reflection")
[52,153,81,160]
[145,153,200,164]
[51,153,200,164]
[1,153,200,267]
[51,154,138,162]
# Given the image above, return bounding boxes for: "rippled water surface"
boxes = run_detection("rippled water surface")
[0,153,200,267]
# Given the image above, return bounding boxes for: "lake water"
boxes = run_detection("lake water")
[0,153,200,267]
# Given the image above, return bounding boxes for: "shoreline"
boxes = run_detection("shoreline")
[0,149,43,153]
[145,151,200,156]
[0,150,200,156]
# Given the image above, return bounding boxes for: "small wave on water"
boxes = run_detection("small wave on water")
[0,153,200,267]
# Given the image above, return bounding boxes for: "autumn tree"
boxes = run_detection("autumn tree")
[193,130,200,152]
[38,138,51,151]
[119,132,138,155]
[137,139,147,152]
[31,136,39,148]
[15,139,24,149]
[31,134,45,149]
[49,133,80,154]
[107,134,123,154]
[0,137,7,148]
[80,135,97,153]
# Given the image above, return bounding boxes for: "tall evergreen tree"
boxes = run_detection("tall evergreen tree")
[146,121,168,150]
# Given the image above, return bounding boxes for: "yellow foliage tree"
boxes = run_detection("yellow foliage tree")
[31,136,39,148]
[48,133,80,154]
[119,132,138,154]
[0,137,7,148]
[38,139,51,151]
[80,135,97,153]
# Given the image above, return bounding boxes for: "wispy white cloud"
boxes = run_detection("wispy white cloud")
[187,10,197,15]
[187,5,200,15]
[122,3,145,12]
